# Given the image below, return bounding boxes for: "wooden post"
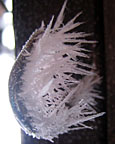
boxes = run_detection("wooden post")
[103,0,115,144]
[13,0,107,143]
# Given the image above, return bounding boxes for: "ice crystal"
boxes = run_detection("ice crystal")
[9,0,104,142]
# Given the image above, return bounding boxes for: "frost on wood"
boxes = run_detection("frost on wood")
[9,0,104,142]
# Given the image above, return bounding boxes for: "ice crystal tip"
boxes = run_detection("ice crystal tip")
[9,0,104,142]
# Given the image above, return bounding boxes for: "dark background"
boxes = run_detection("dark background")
[13,0,115,144]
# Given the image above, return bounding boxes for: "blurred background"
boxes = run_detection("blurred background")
[0,0,20,143]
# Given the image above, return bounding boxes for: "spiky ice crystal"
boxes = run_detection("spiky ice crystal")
[9,0,105,142]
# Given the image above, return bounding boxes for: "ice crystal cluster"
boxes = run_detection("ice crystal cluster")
[9,0,104,142]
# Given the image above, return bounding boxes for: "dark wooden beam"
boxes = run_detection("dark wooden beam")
[103,0,115,144]
[13,0,107,143]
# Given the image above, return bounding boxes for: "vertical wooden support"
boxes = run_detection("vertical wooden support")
[13,0,107,143]
[103,0,115,144]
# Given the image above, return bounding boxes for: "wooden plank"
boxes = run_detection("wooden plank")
[103,0,115,144]
[13,0,107,143]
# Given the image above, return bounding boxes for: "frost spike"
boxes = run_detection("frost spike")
[42,15,54,37]
[54,0,68,29]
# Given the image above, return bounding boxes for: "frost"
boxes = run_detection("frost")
[9,0,104,142]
